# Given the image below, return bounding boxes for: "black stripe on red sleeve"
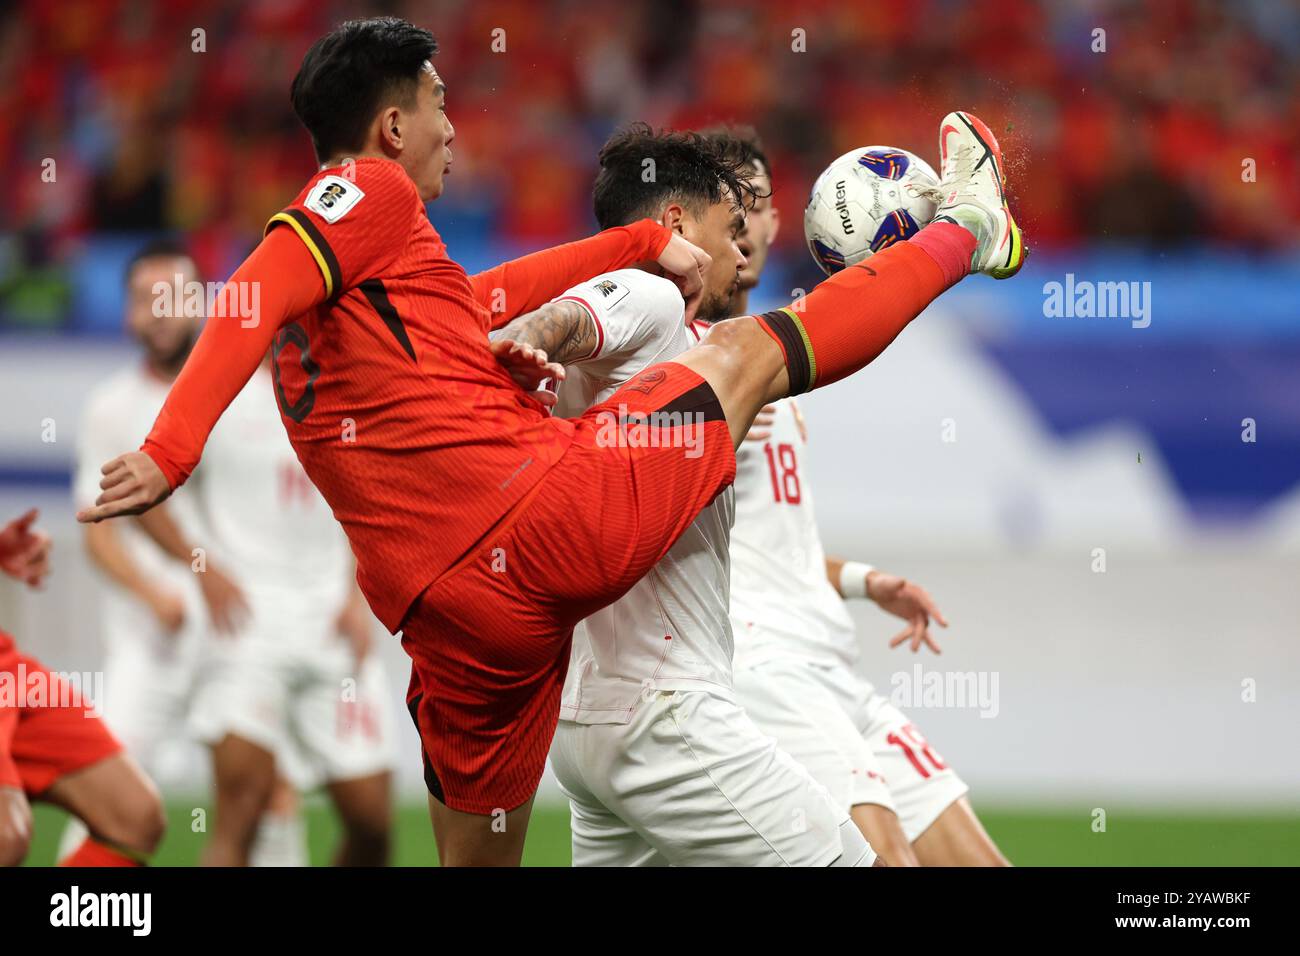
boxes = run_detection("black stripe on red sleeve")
[757,309,812,395]
[359,279,417,362]
[282,208,344,301]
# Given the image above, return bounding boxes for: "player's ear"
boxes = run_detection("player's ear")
[378,106,403,154]
[768,206,781,247]
[660,203,686,234]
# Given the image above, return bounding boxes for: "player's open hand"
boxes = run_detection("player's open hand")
[200,564,251,636]
[743,404,778,442]
[489,338,566,408]
[869,572,949,655]
[656,233,711,323]
[76,451,172,523]
[146,587,187,636]
[0,508,53,589]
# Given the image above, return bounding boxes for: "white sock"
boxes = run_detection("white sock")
[55,818,90,864]
[249,810,309,867]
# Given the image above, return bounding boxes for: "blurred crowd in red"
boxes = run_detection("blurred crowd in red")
[2,0,1297,297]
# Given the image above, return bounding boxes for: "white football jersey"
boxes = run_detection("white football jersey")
[552,270,693,417]
[553,269,737,724]
[729,398,860,670]
[75,365,209,647]
[193,365,353,621]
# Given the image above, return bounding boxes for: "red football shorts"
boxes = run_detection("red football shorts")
[0,640,123,795]
[403,361,735,814]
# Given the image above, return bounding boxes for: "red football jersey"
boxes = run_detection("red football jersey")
[141,158,670,630]
[266,159,582,630]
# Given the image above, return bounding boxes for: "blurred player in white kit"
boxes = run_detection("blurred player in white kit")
[707,127,1008,865]
[68,239,301,864]
[72,240,395,866]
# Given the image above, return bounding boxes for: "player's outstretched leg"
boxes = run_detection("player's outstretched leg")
[674,110,1025,447]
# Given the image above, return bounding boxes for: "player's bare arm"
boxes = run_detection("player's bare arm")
[825,557,949,655]
[336,576,374,665]
[83,510,187,634]
[483,232,711,398]
[487,297,616,407]
[490,299,599,366]
[135,506,250,635]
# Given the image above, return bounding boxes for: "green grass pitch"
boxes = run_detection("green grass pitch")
[22,799,1300,866]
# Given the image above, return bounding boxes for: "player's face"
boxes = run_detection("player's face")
[680,199,748,323]
[125,255,199,368]
[736,162,778,291]
[401,64,455,201]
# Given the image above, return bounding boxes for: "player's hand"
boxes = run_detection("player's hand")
[76,452,172,523]
[0,509,52,589]
[146,588,187,636]
[199,564,251,636]
[743,404,778,442]
[656,233,711,324]
[336,594,373,666]
[869,572,949,655]
[489,338,566,408]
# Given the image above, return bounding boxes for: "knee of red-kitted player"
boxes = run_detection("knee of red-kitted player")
[696,316,786,392]
[0,805,33,866]
[115,789,167,856]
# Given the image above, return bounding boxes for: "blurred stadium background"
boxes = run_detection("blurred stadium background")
[2,0,1297,864]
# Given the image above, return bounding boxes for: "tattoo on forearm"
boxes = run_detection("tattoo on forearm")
[490,299,598,365]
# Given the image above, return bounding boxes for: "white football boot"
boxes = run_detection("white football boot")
[932,110,1025,278]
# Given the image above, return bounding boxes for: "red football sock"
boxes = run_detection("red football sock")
[755,222,975,393]
[60,837,147,867]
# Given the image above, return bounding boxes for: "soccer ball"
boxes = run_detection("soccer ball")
[803,146,940,275]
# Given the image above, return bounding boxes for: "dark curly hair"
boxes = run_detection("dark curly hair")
[699,124,771,179]
[592,122,758,229]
